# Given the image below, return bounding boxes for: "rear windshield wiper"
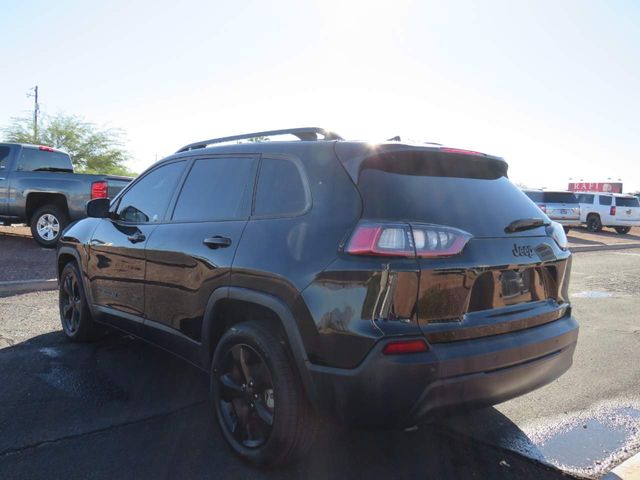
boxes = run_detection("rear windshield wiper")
[32,167,73,173]
[505,218,549,233]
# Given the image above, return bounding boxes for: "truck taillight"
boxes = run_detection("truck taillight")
[91,181,108,199]
[610,206,616,216]
[538,204,547,213]
[38,146,55,152]
[345,221,472,259]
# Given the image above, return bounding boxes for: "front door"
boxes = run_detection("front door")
[143,155,258,354]
[87,159,187,332]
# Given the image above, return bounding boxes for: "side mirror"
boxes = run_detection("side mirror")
[87,198,111,218]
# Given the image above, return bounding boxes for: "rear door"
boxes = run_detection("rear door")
[87,160,187,332]
[142,155,258,357]
[598,195,614,224]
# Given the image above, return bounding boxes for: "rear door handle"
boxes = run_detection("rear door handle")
[203,236,232,249]
[127,232,146,244]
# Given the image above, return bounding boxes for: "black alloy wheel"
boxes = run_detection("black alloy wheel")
[58,262,100,342]
[60,271,82,336]
[217,344,275,449]
[211,321,317,466]
[587,215,602,233]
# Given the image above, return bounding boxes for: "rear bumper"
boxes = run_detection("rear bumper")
[552,218,581,227]
[308,315,578,426]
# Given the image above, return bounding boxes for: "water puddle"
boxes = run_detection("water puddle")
[518,403,640,478]
[571,291,614,298]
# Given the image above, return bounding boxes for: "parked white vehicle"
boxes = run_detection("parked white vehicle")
[577,192,640,234]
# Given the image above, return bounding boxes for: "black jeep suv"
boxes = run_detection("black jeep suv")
[56,127,578,466]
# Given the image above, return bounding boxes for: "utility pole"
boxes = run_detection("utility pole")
[27,85,39,142]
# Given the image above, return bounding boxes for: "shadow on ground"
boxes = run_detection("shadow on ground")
[0,331,571,480]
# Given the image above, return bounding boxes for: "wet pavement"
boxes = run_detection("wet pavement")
[439,250,640,478]
[0,249,639,478]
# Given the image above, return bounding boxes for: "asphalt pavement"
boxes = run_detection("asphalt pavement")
[1,231,639,478]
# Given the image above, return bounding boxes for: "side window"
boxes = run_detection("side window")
[577,194,594,204]
[599,195,612,206]
[0,146,10,171]
[116,161,185,223]
[172,156,257,222]
[254,157,307,217]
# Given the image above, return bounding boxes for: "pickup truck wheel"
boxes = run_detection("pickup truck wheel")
[31,205,69,247]
[59,262,100,342]
[587,215,602,233]
[211,321,317,466]
[615,227,631,234]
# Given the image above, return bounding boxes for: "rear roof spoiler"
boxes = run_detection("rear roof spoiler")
[176,127,343,153]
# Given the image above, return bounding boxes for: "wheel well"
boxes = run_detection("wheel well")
[207,299,287,362]
[57,253,77,278]
[26,193,69,224]
[587,212,600,220]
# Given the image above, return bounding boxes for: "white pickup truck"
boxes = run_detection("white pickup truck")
[577,192,640,234]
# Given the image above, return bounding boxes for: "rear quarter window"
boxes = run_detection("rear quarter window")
[616,197,640,207]
[253,157,308,217]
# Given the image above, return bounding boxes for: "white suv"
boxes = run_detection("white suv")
[577,192,640,234]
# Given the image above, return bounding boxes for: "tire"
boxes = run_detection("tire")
[587,215,602,233]
[211,321,317,466]
[30,204,69,247]
[59,262,101,342]
[563,226,571,233]
[615,227,631,234]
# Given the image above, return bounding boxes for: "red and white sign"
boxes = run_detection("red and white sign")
[568,182,623,193]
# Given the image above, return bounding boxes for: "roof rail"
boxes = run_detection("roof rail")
[176,127,343,153]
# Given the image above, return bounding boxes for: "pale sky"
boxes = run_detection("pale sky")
[1,0,639,191]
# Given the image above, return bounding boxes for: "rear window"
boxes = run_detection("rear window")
[541,192,579,204]
[577,193,594,204]
[524,191,543,202]
[17,147,73,172]
[599,195,612,206]
[358,159,546,238]
[616,197,640,207]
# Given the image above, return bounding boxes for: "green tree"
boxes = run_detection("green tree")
[2,114,136,176]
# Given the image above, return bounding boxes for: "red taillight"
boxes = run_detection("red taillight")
[346,224,413,257]
[91,181,108,199]
[538,204,547,213]
[346,222,472,259]
[610,206,616,216]
[440,147,485,156]
[38,146,55,152]
[382,339,428,355]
